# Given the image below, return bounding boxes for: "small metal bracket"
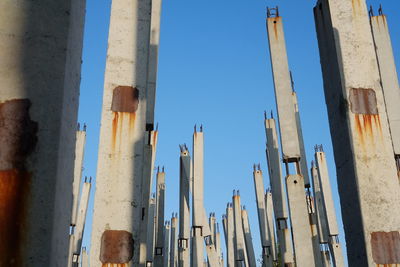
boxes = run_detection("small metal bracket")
[267,6,279,18]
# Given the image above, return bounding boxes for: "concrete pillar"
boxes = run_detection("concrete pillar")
[252,167,273,267]
[139,129,159,266]
[209,213,216,248]
[265,191,277,263]
[292,92,310,187]
[322,249,332,267]
[225,204,235,267]
[0,0,85,265]
[69,177,92,266]
[192,126,205,267]
[154,169,166,267]
[264,118,294,267]
[89,0,152,265]
[286,174,316,267]
[215,224,222,266]
[170,214,178,267]
[147,196,157,265]
[71,127,87,228]
[164,221,171,267]
[242,207,257,267]
[307,196,325,267]
[370,10,400,166]
[314,1,400,265]
[178,145,191,267]
[314,149,344,267]
[81,247,89,267]
[232,192,248,266]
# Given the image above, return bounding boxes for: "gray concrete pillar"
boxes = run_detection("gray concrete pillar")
[314,1,400,265]
[89,0,153,265]
[265,191,277,263]
[170,214,178,267]
[164,221,171,267]
[147,196,157,265]
[154,170,166,267]
[241,208,257,267]
[232,192,248,266]
[225,204,235,267]
[178,145,191,267]
[0,0,85,265]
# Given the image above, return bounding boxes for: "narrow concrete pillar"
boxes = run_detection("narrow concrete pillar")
[192,126,205,267]
[69,177,92,266]
[215,224,222,266]
[139,129,159,266]
[370,10,400,164]
[147,196,157,265]
[71,127,87,228]
[164,221,171,267]
[178,145,191,267]
[242,207,257,266]
[264,118,294,267]
[314,148,344,267]
[252,166,273,267]
[81,247,89,267]
[170,214,178,267]
[225,204,235,267]
[292,91,310,187]
[265,191,277,263]
[89,0,152,265]
[314,1,400,265]
[307,196,325,267]
[154,169,166,267]
[209,213,216,248]
[286,174,316,267]
[0,0,85,265]
[232,192,248,266]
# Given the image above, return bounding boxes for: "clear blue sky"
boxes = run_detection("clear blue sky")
[78,0,400,265]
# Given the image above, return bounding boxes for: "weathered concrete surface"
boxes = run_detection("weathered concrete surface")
[266,16,300,161]
[286,175,316,267]
[70,179,91,265]
[164,221,171,267]
[311,164,329,244]
[0,0,85,265]
[232,194,248,266]
[265,191,277,263]
[178,147,191,267]
[314,0,400,265]
[146,197,156,264]
[225,204,235,267]
[90,0,152,265]
[370,14,400,157]
[71,129,87,227]
[265,118,294,267]
[154,171,166,267]
[292,92,310,187]
[241,208,257,267]
[253,168,273,267]
[81,247,89,267]
[170,215,178,267]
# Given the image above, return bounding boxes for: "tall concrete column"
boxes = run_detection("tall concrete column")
[266,8,316,266]
[69,177,92,266]
[154,169,166,267]
[264,118,294,267]
[232,191,248,266]
[225,204,235,267]
[253,166,273,267]
[307,195,324,267]
[370,9,400,170]
[178,145,191,267]
[81,247,89,267]
[90,0,153,265]
[265,191,277,263]
[215,224,222,266]
[0,0,85,265]
[314,0,400,265]
[170,214,178,267]
[314,148,344,267]
[242,207,257,267]
[71,127,87,229]
[147,196,157,265]
[164,221,171,267]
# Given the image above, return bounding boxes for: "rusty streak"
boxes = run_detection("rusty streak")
[0,99,38,266]
[100,230,134,264]
[371,231,400,264]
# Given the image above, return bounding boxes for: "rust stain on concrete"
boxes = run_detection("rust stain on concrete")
[371,231,400,265]
[100,230,133,265]
[0,99,38,266]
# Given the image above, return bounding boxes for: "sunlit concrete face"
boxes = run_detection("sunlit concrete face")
[89,0,152,265]
[0,0,85,265]
[314,0,400,265]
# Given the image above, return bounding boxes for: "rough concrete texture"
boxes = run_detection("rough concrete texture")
[311,165,329,244]
[71,130,86,227]
[253,170,273,267]
[286,174,316,267]
[225,205,235,267]
[0,0,85,265]
[170,216,178,267]
[265,192,277,263]
[232,195,248,266]
[266,17,301,161]
[81,247,89,267]
[241,209,257,266]
[293,92,310,186]
[314,0,400,265]
[146,197,156,263]
[370,14,400,156]
[90,0,152,265]
[164,222,171,267]
[154,171,166,267]
[178,148,191,267]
